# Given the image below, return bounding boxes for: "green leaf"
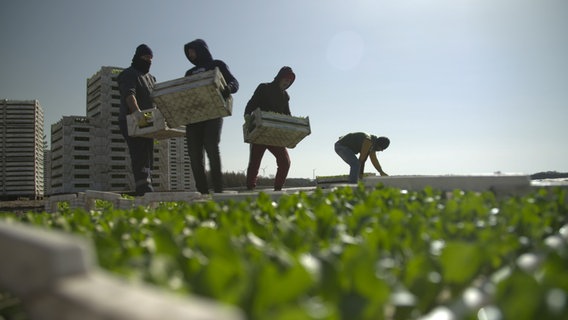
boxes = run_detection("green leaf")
[440,242,483,284]
[495,271,543,320]
[253,262,314,316]
[152,226,179,256]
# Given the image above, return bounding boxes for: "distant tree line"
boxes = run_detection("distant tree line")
[211,171,316,190]
[530,171,568,180]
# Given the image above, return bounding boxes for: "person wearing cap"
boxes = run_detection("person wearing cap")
[244,66,296,191]
[117,44,156,196]
[335,132,390,183]
[183,39,239,194]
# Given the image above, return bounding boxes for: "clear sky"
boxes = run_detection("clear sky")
[1,0,567,179]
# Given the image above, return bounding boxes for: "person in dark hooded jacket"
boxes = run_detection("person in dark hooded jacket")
[183,39,239,194]
[117,44,156,196]
[244,66,296,191]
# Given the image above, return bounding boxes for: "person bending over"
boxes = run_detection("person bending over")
[334,132,390,183]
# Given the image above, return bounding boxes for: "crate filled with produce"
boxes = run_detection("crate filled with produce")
[126,108,185,139]
[243,108,310,148]
[151,68,232,128]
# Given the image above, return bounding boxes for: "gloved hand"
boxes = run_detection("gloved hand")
[244,114,253,133]
[221,86,231,99]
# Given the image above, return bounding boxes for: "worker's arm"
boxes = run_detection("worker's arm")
[358,138,373,178]
[370,152,388,176]
[125,95,147,126]
[126,95,141,114]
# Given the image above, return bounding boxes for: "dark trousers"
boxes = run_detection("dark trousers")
[119,119,154,195]
[186,118,223,194]
[246,144,290,191]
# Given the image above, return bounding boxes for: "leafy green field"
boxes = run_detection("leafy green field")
[2,185,568,320]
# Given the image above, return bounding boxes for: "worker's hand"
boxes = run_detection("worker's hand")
[134,111,149,127]
[221,86,231,99]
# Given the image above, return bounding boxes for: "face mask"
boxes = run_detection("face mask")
[133,58,151,74]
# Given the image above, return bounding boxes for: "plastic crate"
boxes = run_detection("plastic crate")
[151,68,232,128]
[243,108,311,148]
[127,108,185,139]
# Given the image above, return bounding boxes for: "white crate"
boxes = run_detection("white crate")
[151,68,232,128]
[243,108,311,148]
[127,108,185,140]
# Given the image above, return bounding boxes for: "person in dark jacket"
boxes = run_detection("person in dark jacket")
[244,66,296,191]
[183,39,239,194]
[117,44,156,196]
[335,132,390,183]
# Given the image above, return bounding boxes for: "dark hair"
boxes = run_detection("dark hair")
[373,136,390,150]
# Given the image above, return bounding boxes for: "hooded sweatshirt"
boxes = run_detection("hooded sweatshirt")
[117,44,156,121]
[244,66,296,116]
[183,39,239,94]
